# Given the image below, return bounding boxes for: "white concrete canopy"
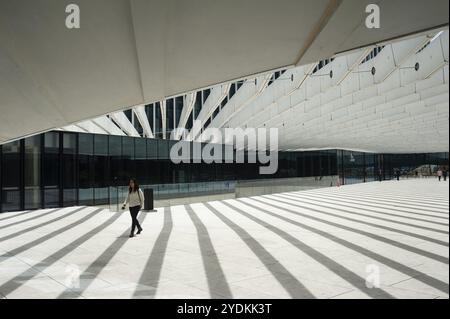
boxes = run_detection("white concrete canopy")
[59,28,449,154]
[200,30,449,153]
[0,0,448,144]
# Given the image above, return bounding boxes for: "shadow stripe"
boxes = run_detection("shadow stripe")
[330,184,449,198]
[290,192,449,222]
[277,193,449,233]
[310,189,450,209]
[308,189,450,205]
[0,207,87,243]
[249,197,449,264]
[0,208,65,231]
[0,208,101,263]
[203,202,315,299]
[221,201,395,299]
[238,199,449,295]
[185,205,232,298]
[0,210,121,297]
[133,207,173,298]
[57,212,150,298]
[0,211,31,222]
[255,196,449,248]
[311,191,449,213]
[331,189,449,204]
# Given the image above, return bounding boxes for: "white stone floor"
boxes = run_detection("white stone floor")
[0,179,448,299]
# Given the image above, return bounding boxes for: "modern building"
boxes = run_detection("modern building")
[1,26,448,213]
[0,130,448,212]
[0,0,448,300]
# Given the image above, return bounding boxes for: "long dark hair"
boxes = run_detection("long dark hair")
[128,178,140,193]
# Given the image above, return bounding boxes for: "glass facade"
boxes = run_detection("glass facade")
[175,96,183,129]
[93,134,109,205]
[24,135,41,209]
[0,130,448,213]
[154,102,163,139]
[63,133,78,206]
[1,140,21,211]
[336,150,449,184]
[78,133,94,206]
[43,132,60,208]
[166,98,174,135]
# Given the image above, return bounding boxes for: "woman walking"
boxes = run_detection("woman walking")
[122,178,145,238]
[437,168,443,182]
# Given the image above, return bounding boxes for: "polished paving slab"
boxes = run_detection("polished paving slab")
[0,179,448,299]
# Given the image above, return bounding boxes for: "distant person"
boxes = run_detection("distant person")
[122,178,145,238]
[437,168,443,182]
[395,169,401,181]
[443,169,448,182]
[415,170,418,178]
